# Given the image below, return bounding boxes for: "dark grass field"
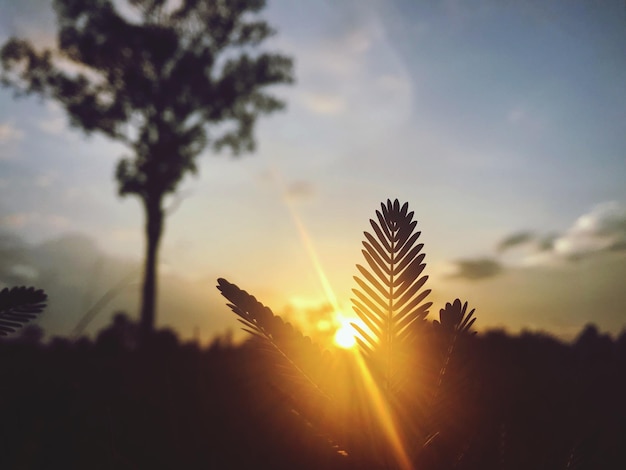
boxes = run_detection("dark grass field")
[0,319,624,470]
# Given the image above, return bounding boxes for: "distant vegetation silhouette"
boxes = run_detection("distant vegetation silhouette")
[0,0,294,339]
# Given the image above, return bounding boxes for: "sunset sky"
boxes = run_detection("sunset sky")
[0,0,625,342]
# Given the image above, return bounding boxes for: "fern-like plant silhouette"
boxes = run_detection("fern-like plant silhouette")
[0,286,47,336]
[217,278,335,406]
[351,199,432,394]
[217,199,478,469]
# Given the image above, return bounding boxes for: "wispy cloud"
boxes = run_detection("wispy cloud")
[0,122,23,144]
[37,102,76,138]
[497,231,535,253]
[446,257,503,280]
[0,122,23,160]
[0,1,56,45]
[285,180,316,201]
[541,201,626,261]
[254,169,315,201]
[9,263,39,281]
[447,202,626,280]
[0,212,71,230]
[38,116,67,135]
[300,92,346,115]
[110,228,141,243]
[35,171,59,188]
[504,202,626,266]
[506,104,548,132]
[1,213,29,229]
[280,0,413,144]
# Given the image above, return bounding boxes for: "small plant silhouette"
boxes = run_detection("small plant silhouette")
[0,286,47,336]
[218,199,479,469]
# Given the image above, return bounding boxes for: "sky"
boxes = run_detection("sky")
[0,0,625,343]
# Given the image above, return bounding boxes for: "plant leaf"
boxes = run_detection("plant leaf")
[435,299,477,336]
[351,199,431,395]
[217,278,353,455]
[217,278,334,400]
[0,286,47,336]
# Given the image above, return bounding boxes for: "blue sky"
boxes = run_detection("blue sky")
[0,0,625,341]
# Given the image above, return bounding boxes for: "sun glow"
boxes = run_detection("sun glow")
[275,180,411,469]
[334,321,357,349]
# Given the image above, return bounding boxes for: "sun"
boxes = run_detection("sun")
[334,320,357,349]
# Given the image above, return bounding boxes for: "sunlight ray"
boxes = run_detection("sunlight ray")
[271,166,341,314]
[271,173,413,468]
[352,349,413,470]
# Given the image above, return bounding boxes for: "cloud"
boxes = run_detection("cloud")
[376,74,411,95]
[253,169,316,202]
[447,257,503,280]
[35,171,59,188]
[275,0,413,148]
[0,212,71,231]
[38,116,67,135]
[536,234,557,252]
[495,231,558,263]
[492,202,626,269]
[342,27,375,54]
[541,202,626,262]
[0,122,23,144]
[507,106,526,124]
[445,202,626,281]
[506,104,548,132]
[277,300,336,342]
[0,0,56,45]
[285,180,316,201]
[9,263,38,281]
[36,102,79,138]
[110,228,141,243]
[300,92,346,115]
[497,231,535,252]
[572,202,626,237]
[1,213,29,228]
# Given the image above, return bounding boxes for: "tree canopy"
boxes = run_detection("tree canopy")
[1,0,293,199]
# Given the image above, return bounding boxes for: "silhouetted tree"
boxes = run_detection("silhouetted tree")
[0,0,294,338]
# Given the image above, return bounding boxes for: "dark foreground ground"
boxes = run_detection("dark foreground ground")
[0,319,624,470]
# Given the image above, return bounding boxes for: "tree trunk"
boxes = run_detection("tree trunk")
[139,196,164,340]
